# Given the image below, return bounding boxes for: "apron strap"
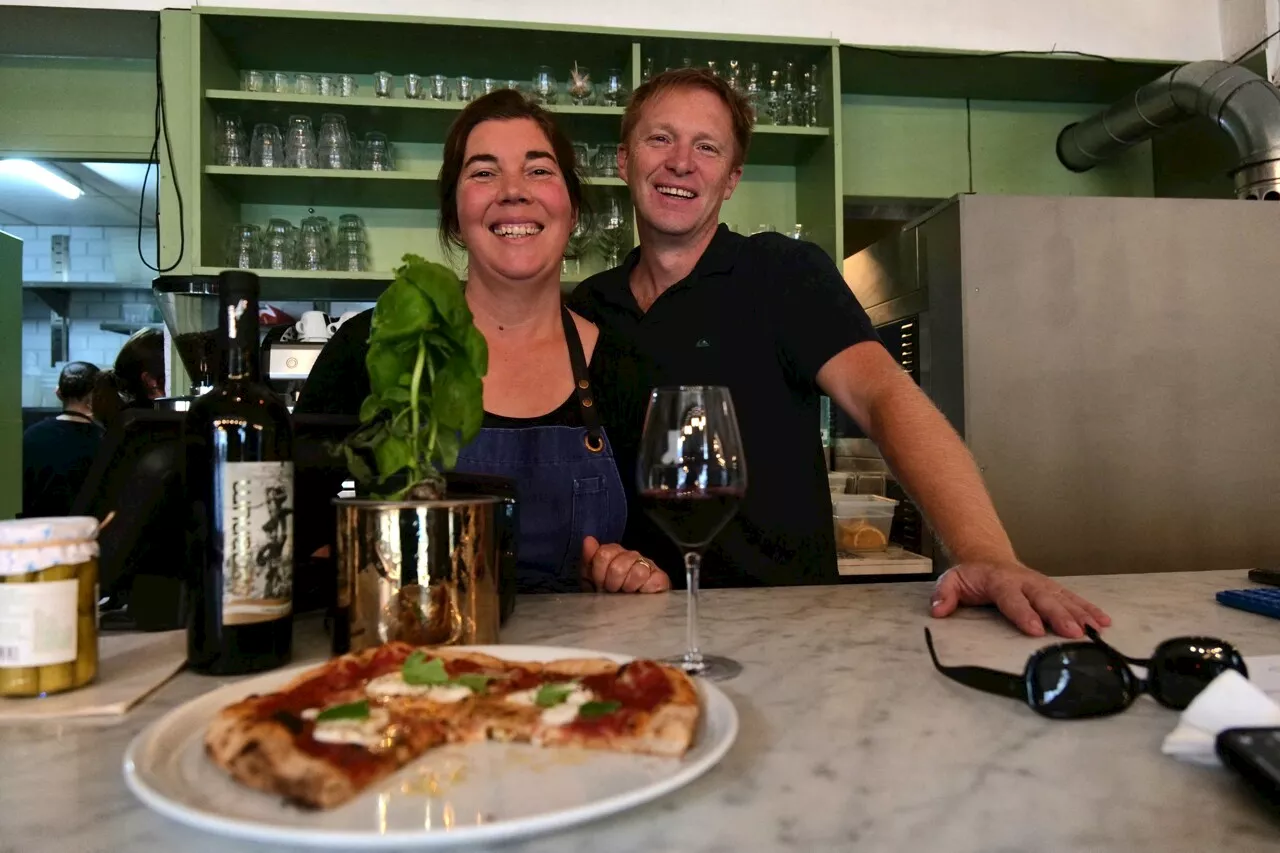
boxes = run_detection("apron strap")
[561,305,605,453]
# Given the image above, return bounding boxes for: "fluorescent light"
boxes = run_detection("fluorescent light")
[0,159,83,200]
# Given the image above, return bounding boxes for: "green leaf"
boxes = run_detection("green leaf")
[398,257,468,331]
[454,673,494,693]
[371,279,436,343]
[358,394,386,424]
[432,355,483,431]
[577,700,621,719]
[463,326,489,377]
[433,428,460,471]
[315,699,370,722]
[342,445,375,484]
[366,342,410,396]
[535,682,577,708]
[381,386,411,404]
[373,434,413,482]
[401,652,450,685]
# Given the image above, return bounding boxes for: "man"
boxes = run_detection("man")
[22,361,104,518]
[569,69,1109,639]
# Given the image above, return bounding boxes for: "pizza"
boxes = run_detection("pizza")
[204,643,700,810]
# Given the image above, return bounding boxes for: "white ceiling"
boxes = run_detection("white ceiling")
[0,161,157,227]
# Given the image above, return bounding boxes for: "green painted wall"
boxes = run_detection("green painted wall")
[0,56,155,159]
[0,232,21,520]
[841,95,1155,199]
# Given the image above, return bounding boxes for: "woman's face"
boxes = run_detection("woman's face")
[455,117,574,283]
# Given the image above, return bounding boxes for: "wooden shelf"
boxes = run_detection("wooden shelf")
[749,124,831,163]
[205,89,628,144]
[204,166,435,207]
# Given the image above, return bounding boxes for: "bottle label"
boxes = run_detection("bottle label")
[0,580,78,667]
[222,461,294,626]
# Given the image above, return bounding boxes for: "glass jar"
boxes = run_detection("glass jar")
[0,517,100,696]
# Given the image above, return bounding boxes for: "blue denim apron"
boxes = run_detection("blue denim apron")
[454,307,627,594]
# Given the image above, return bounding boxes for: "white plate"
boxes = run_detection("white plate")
[123,645,738,849]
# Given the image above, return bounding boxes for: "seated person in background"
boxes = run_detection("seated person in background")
[22,361,104,518]
[91,328,165,427]
[297,90,669,596]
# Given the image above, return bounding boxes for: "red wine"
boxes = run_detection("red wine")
[639,488,743,549]
[185,271,294,675]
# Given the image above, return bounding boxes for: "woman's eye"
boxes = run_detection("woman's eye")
[470,169,494,178]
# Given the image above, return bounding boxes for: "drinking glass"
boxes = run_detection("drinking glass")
[338,74,358,97]
[240,69,265,92]
[318,113,352,169]
[213,113,248,166]
[298,216,331,271]
[268,71,291,94]
[803,63,822,127]
[706,60,720,78]
[562,216,592,278]
[591,145,619,179]
[572,142,593,176]
[361,131,394,171]
[457,75,474,102]
[404,73,424,100]
[295,73,317,96]
[318,74,337,96]
[428,74,449,101]
[596,197,629,266]
[249,123,283,167]
[284,115,317,169]
[567,63,593,105]
[481,77,500,96]
[785,223,807,240]
[263,218,296,270]
[531,66,556,105]
[599,68,627,107]
[225,223,261,269]
[726,59,743,93]
[637,386,747,680]
[642,57,655,82]
[373,70,393,98]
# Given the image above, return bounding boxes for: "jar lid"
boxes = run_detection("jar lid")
[0,516,100,577]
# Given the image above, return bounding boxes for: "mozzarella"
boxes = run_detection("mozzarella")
[504,684,595,726]
[309,707,393,748]
[365,673,473,703]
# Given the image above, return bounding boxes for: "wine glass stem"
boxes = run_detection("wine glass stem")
[684,550,703,667]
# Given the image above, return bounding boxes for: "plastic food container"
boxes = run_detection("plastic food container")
[0,517,100,697]
[828,472,852,494]
[833,495,899,553]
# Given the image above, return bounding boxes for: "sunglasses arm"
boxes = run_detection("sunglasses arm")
[1085,626,1149,666]
[924,628,1028,702]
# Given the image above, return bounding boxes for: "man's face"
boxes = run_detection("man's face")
[619,87,742,240]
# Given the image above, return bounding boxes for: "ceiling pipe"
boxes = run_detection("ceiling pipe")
[1056,60,1280,200]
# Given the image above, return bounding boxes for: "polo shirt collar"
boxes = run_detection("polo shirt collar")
[594,224,743,313]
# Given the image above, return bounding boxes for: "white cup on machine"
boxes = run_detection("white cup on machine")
[327,311,359,336]
[296,311,330,342]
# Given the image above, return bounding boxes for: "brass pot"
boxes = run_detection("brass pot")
[334,496,502,654]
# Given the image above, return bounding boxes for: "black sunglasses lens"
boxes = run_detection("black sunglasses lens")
[1149,638,1247,710]
[1030,645,1132,718]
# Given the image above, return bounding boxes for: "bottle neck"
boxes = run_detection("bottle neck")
[220,294,260,383]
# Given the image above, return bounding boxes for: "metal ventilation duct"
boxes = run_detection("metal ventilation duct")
[1056,60,1280,200]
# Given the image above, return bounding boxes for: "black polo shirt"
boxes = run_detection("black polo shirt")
[568,225,881,587]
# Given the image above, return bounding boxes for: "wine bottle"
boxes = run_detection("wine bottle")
[185,270,294,674]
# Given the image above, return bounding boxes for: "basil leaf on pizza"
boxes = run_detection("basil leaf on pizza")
[535,682,578,707]
[577,700,621,718]
[454,673,494,693]
[315,699,371,722]
[402,653,450,685]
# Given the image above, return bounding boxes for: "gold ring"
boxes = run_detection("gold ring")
[634,558,653,572]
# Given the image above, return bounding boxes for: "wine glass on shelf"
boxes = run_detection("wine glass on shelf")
[562,216,593,278]
[637,386,747,681]
[596,197,630,268]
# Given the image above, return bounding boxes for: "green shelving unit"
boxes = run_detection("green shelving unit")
[159,7,845,299]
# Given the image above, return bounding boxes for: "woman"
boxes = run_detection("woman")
[298,90,669,596]
[21,361,104,518]
[92,327,165,426]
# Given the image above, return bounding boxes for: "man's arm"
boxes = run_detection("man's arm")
[817,340,1110,638]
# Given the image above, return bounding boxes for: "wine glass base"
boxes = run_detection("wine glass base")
[663,653,742,682]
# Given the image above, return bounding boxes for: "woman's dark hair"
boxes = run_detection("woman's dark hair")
[437,89,586,256]
[93,327,165,425]
[56,361,100,403]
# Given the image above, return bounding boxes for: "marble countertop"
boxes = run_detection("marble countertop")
[5,570,1280,853]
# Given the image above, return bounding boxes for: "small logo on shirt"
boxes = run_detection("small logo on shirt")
[695,338,711,348]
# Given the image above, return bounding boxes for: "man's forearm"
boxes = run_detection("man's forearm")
[863,376,1015,565]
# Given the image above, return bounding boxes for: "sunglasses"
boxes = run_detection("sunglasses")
[924,626,1248,719]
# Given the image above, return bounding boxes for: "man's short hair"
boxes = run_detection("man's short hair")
[57,361,99,402]
[620,68,754,168]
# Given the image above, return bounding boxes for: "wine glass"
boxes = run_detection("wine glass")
[637,386,747,681]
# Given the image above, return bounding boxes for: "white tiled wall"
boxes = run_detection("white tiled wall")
[9,223,160,409]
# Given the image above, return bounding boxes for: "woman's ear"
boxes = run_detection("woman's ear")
[142,372,163,398]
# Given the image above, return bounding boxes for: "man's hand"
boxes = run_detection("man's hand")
[930,561,1111,638]
[581,536,671,593]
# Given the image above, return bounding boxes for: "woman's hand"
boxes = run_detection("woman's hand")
[580,536,671,593]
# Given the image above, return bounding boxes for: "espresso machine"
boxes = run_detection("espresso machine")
[152,274,220,410]
[262,334,326,409]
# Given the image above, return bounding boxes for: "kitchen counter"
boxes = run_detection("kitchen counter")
[3,569,1280,852]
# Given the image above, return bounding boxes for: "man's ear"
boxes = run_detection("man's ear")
[617,144,630,180]
[723,164,743,201]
